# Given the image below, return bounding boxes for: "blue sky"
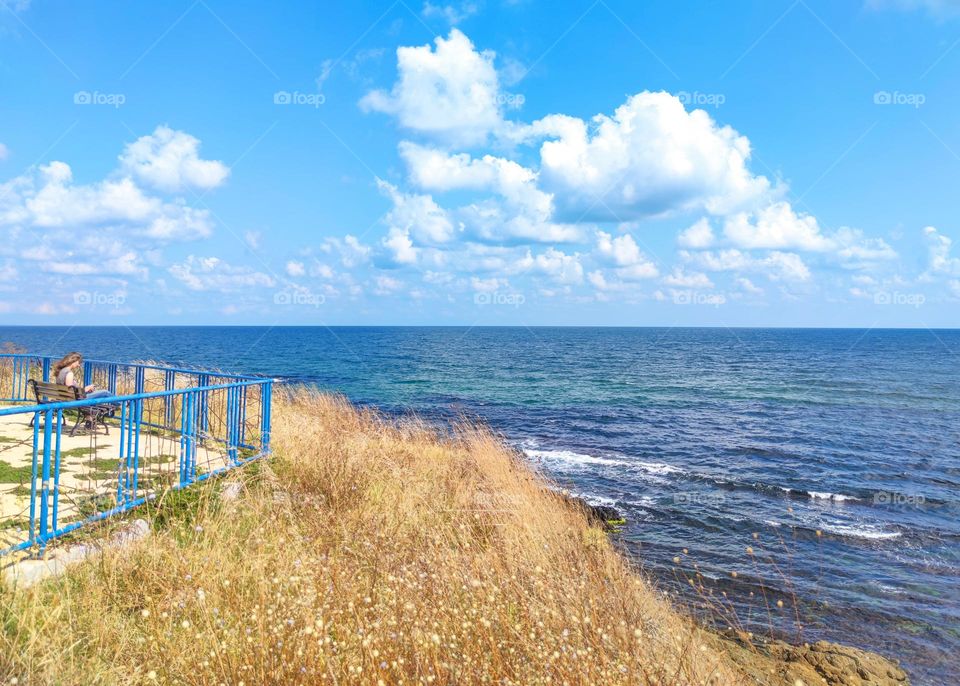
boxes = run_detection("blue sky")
[1,0,959,326]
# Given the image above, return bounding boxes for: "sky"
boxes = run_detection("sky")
[1,0,959,327]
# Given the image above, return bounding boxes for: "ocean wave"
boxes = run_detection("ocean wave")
[523,448,623,466]
[575,492,617,507]
[635,460,685,476]
[820,523,901,541]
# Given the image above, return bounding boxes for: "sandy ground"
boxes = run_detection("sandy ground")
[0,406,231,552]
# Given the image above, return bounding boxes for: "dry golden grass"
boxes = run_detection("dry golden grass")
[0,389,747,685]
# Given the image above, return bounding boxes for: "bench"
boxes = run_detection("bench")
[27,380,114,437]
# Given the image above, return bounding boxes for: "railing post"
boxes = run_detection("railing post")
[132,398,142,495]
[51,409,63,534]
[28,410,40,548]
[38,408,53,552]
[180,391,196,485]
[198,373,209,441]
[261,380,272,454]
[164,370,176,428]
[42,357,51,382]
[107,363,118,394]
[117,401,128,504]
[226,385,238,465]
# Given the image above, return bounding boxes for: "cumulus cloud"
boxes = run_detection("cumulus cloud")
[119,126,229,192]
[594,230,659,279]
[168,256,274,292]
[360,29,504,145]
[422,1,479,24]
[923,225,960,276]
[711,202,896,269]
[515,91,771,222]
[322,235,371,268]
[662,267,713,289]
[678,218,715,248]
[722,202,831,251]
[516,247,584,284]
[378,178,455,245]
[683,249,811,282]
[0,140,217,243]
[399,142,581,243]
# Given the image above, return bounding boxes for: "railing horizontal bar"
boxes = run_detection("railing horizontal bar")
[0,378,275,416]
[0,353,263,380]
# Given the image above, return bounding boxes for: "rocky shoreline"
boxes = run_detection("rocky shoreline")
[571,497,910,685]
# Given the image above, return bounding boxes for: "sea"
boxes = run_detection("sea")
[2,326,957,684]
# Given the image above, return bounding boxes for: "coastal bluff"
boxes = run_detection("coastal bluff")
[0,390,910,685]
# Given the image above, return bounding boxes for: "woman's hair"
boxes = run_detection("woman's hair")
[53,351,83,376]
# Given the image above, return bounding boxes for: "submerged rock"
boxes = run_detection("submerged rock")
[566,496,626,529]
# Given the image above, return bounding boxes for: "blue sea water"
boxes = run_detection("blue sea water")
[2,326,958,684]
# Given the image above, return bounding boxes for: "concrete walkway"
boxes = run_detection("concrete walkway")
[0,406,230,552]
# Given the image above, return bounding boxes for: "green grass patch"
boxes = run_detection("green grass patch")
[86,470,118,481]
[0,461,32,483]
[0,435,20,444]
[60,445,112,459]
[6,485,31,497]
[0,517,28,531]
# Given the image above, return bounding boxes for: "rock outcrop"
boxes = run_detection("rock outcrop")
[713,631,910,685]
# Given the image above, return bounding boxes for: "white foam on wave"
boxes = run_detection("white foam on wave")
[576,493,617,507]
[523,448,622,466]
[808,491,860,502]
[777,486,860,502]
[821,523,901,540]
[635,461,684,476]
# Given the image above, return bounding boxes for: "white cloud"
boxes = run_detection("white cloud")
[286,260,306,277]
[594,230,659,279]
[378,178,454,245]
[720,203,896,268]
[923,225,960,276]
[516,247,583,284]
[382,228,419,265]
[0,156,215,242]
[470,275,505,292]
[360,29,504,145]
[168,256,274,292]
[422,1,479,24]
[723,202,831,251]
[119,126,229,192]
[595,231,642,266]
[683,249,811,281]
[736,277,763,295]
[517,91,770,222]
[662,267,713,289]
[678,218,715,248]
[374,275,404,294]
[322,235,371,268]
[399,142,581,243]
[244,230,262,250]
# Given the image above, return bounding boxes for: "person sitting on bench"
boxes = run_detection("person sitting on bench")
[53,352,113,400]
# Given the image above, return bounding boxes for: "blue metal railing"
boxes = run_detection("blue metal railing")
[0,355,273,555]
